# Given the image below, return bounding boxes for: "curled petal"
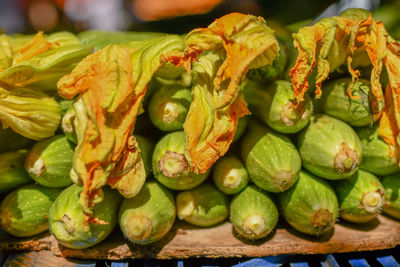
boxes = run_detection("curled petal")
[290,8,400,165]
[166,13,279,173]
[57,35,184,216]
[0,87,61,140]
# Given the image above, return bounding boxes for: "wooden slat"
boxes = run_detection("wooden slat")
[0,215,399,260]
[1,251,96,267]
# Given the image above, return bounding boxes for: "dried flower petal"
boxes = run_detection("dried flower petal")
[289,8,400,165]
[166,13,279,173]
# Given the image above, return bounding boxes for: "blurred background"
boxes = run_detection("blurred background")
[0,0,399,38]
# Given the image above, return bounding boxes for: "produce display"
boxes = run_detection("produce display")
[0,8,399,254]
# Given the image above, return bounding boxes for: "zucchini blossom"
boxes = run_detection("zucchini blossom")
[57,36,184,223]
[165,13,280,173]
[290,8,400,164]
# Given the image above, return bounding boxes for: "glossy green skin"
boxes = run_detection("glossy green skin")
[177,183,229,227]
[0,150,32,194]
[149,86,192,132]
[241,121,301,193]
[0,127,34,153]
[232,116,248,143]
[334,170,384,223]
[278,171,339,236]
[136,135,155,177]
[298,114,362,180]
[25,135,74,188]
[247,41,288,82]
[152,131,209,190]
[212,155,248,195]
[382,174,400,220]
[49,185,122,249]
[119,181,176,245]
[319,78,382,127]
[230,185,278,240]
[357,125,400,176]
[0,184,62,237]
[244,80,312,134]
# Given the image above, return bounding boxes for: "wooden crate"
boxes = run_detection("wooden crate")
[1,215,399,260]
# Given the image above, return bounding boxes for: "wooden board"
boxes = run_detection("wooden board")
[0,215,399,260]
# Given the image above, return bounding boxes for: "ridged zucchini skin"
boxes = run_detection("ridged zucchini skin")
[148,85,192,132]
[278,171,339,236]
[152,131,209,190]
[230,185,278,240]
[0,150,32,194]
[318,78,384,127]
[0,184,62,237]
[25,135,74,187]
[334,170,384,223]
[298,114,362,180]
[49,184,122,249]
[241,121,301,193]
[382,174,400,220]
[357,125,400,176]
[244,80,313,134]
[213,155,248,195]
[176,183,229,227]
[118,180,176,245]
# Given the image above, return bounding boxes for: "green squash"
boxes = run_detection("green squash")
[0,184,62,237]
[278,171,339,236]
[244,80,313,134]
[49,184,122,249]
[298,114,362,180]
[357,125,400,176]
[213,154,248,195]
[148,85,192,132]
[334,170,384,223]
[152,131,209,190]
[0,150,32,194]
[319,78,384,127]
[176,183,229,227]
[241,121,301,192]
[230,185,278,240]
[119,180,175,245]
[25,135,74,187]
[382,174,400,220]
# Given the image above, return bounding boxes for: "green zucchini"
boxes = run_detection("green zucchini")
[278,171,339,236]
[0,184,62,237]
[357,125,400,176]
[0,150,32,194]
[334,170,384,223]
[382,174,400,220]
[212,155,248,195]
[176,183,229,227]
[152,131,209,190]
[49,184,122,249]
[244,80,313,134]
[241,121,301,192]
[119,180,175,245]
[148,85,192,132]
[230,185,278,240]
[298,114,362,180]
[319,78,384,127]
[25,135,74,187]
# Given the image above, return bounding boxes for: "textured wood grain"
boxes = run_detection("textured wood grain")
[2,251,96,267]
[0,215,399,260]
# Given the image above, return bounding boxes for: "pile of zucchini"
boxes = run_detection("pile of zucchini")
[0,9,400,250]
